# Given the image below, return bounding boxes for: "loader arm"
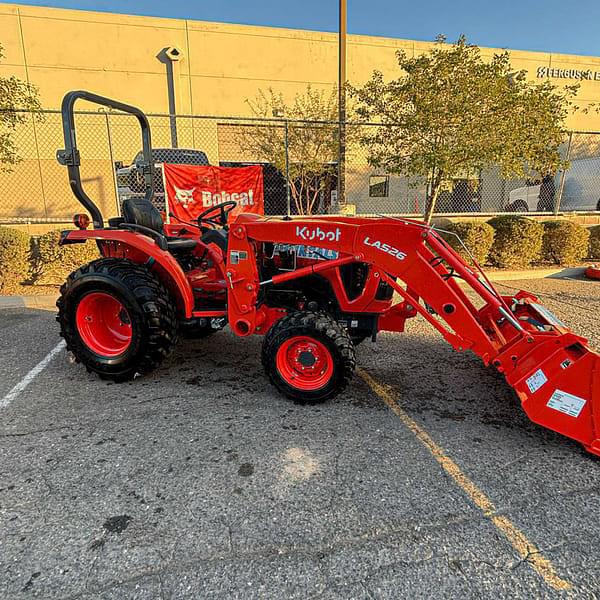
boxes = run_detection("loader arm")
[227,214,600,456]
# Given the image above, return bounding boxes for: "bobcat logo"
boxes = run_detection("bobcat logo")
[174,186,196,207]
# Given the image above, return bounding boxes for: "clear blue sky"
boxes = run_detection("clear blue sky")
[6,0,600,56]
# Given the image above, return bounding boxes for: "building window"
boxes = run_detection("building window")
[369,175,389,198]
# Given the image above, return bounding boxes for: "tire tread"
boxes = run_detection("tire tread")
[57,258,178,381]
[261,311,355,403]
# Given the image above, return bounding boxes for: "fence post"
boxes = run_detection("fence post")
[30,112,48,219]
[103,110,121,216]
[337,120,346,211]
[284,119,291,216]
[555,131,573,215]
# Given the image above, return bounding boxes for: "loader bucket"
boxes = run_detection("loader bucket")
[495,296,600,456]
[416,227,600,457]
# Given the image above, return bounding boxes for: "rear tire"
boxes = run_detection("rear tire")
[262,311,355,403]
[57,258,178,382]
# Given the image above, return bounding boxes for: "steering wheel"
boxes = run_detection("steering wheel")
[196,200,237,229]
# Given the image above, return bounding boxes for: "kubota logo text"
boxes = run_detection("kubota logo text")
[363,237,407,260]
[296,226,341,242]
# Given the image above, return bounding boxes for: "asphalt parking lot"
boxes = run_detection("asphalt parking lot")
[2,276,600,599]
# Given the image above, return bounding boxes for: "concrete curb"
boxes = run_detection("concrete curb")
[0,294,58,310]
[485,266,586,281]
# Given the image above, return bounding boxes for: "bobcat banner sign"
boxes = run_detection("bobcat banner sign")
[163,163,264,222]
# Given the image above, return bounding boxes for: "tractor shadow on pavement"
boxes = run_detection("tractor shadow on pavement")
[155,324,578,464]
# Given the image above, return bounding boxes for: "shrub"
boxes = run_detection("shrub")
[31,229,99,285]
[488,215,544,268]
[441,221,495,265]
[589,225,600,259]
[541,221,590,266]
[0,227,30,293]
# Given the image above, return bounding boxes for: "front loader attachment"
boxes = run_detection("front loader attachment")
[402,225,600,457]
[404,227,600,457]
[229,214,600,456]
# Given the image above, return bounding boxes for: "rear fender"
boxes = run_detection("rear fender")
[61,229,194,318]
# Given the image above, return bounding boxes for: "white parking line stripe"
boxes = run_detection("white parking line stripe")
[0,340,66,409]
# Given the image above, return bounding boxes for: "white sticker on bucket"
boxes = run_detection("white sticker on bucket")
[547,389,586,418]
[526,369,547,394]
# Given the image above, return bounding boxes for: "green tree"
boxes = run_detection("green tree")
[240,85,341,215]
[0,44,41,171]
[350,35,578,223]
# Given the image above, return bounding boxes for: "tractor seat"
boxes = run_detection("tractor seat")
[122,197,163,233]
[121,197,197,252]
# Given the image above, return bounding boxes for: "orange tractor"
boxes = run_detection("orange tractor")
[57,91,600,456]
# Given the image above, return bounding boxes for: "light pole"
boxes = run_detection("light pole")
[337,0,347,211]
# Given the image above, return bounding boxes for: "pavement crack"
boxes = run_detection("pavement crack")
[227,525,234,554]
[84,551,101,592]
[0,425,75,438]
[499,453,528,470]
[445,555,485,599]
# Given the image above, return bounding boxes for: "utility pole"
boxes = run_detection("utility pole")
[337,0,347,211]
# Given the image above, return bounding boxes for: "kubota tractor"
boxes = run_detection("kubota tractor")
[56,91,600,456]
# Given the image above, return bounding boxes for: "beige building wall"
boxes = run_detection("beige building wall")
[1,2,600,128]
[1,3,600,221]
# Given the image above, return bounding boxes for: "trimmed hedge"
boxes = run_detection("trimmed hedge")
[0,227,31,293]
[488,215,544,268]
[31,229,99,285]
[542,221,590,266]
[441,221,495,265]
[589,226,600,259]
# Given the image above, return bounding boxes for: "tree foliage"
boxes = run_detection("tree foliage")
[350,35,578,222]
[240,86,341,215]
[0,44,41,171]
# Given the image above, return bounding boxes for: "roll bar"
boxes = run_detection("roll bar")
[57,90,154,229]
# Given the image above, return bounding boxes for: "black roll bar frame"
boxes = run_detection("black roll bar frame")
[57,90,154,229]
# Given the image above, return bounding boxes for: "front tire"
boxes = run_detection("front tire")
[57,258,178,381]
[262,311,355,403]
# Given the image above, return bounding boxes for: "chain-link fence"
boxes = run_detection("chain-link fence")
[1,109,599,223]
